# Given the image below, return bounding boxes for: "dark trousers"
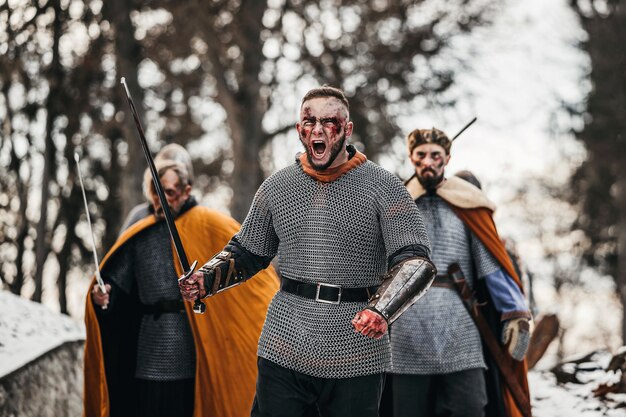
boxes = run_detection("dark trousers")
[392,369,487,417]
[251,357,385,417]
[136,377,195,417]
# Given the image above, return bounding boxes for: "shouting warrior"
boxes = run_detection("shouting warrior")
[390,128,532,417]
[179,86,436,417]
[83,147,279,417]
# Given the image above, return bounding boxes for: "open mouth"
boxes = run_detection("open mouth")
[312,140,327,158]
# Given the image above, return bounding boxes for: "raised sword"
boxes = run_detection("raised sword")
[120,77,203,314]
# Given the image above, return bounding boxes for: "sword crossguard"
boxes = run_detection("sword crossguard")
[180,260,199,282]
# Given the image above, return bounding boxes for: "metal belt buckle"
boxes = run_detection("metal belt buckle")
[315,282,342,304]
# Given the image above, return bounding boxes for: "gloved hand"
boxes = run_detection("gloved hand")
[501,317,531,361]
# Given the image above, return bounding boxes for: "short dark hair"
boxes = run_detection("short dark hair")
[301,85,349,113]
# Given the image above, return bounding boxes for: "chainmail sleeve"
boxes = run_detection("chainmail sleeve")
[374,173,431,260]
[235,179,279,258]
[227,236,274,278]
[470,233,501,278]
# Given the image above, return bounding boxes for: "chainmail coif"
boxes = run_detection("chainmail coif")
[236,158,430,379]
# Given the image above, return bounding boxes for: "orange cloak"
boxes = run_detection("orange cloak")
[83,206,279,417]
[450,206,531,417]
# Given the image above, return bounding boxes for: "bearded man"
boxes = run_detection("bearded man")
[83,149,279,417]
[390,128,532,417]
[179,86,436,417]
[118,143,194,232]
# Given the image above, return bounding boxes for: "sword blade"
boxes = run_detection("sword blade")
[121,77,205,314]
[120,77,191,272]
[74,152,107,296]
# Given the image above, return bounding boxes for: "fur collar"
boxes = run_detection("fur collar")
[405,175,496,211]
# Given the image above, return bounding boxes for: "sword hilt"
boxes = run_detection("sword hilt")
[179,260,206,314]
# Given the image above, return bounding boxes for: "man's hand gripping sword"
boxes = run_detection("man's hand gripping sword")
[75,152,108,309]
[120,77,203,314]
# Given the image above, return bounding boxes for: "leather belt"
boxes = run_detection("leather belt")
[431,274,454,289]
[281,277,378,304]
[142,300,186,315]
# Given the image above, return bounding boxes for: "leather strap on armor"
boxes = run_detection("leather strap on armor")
[199,250,245,297]
[368,257,436,324]
[199,237,273,298]
[430,274,454,288]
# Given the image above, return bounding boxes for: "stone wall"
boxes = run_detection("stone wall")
[0,341,84,417]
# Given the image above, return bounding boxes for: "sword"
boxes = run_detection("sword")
[451,117,477,141]
[74,152,108,310]
[120,77,204,314]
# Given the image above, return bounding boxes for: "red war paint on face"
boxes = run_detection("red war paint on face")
[297,97,353,171]
[410,143,450,190]
[299,106,314,139]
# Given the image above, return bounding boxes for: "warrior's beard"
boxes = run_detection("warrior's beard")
[306,133,347,171]
[417,169,444,191]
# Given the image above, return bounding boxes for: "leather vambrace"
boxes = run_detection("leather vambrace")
[368,257,437,324]
[199,250,244,297]
[199,237,273,298]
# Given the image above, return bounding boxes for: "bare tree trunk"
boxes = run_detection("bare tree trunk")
[228,0,267,221]
[10,158,29,296]
[104,0,145,221]
[33,0,63,302]
[33,147,52,302]
[101,126,124,250]
[231,114,266,222]
[55,96,84,314]
[571,0,626,342]
[617,176,626,342]
[56,229,74,315]
[3,82,30,295]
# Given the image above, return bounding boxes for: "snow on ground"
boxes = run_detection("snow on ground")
[0,291,85,378]
[530,371,620,417]
[530,351,626,417]
[4,289,626,417]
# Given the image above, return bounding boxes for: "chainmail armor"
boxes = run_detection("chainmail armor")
[236,160,430,378]
[103,221,195,381]
[391,194,500,374]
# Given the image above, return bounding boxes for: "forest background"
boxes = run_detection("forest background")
[1,0,625,364]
